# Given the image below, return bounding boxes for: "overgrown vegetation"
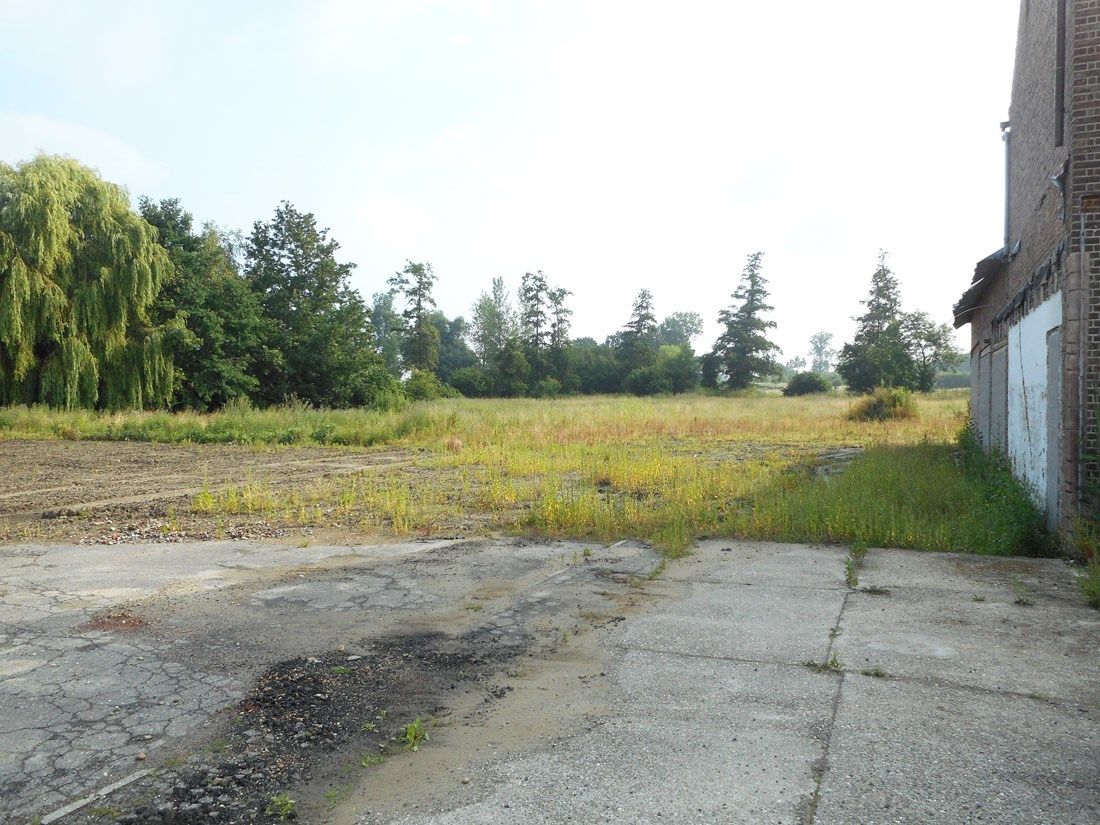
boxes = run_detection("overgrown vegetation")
[849,387,917,422]
[745,429,1049,556]
[2,392,1047,557]
[1080,563,1100,609]
[1071,519,1100,609]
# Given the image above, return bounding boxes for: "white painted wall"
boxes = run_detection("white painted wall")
[1006,293,1061,504]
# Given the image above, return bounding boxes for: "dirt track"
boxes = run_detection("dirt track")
[0,440,410,543]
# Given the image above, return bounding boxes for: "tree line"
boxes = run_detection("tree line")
[0,156,959,411]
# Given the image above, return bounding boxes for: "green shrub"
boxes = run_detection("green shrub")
[849,386,917,422]
[449,366,492,398]
[404,370,460,401]
[533,377,563,398]
[783,372,832,397]
[623,367,668,396]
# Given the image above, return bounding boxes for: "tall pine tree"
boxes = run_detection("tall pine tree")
[836,252,913,393]
[617,289,659,375]
[0,156,179,409]
[711,252,779,390]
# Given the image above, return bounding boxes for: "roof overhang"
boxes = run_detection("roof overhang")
[953,248,1009,328]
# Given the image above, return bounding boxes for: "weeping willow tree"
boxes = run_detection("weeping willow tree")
[0,155,180,409]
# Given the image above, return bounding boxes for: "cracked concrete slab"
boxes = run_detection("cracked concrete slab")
[2,539,1098,824]
[361,542,1099,825]
[0,536,661,823]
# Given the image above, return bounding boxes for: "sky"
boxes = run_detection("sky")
[0,0,1019,359]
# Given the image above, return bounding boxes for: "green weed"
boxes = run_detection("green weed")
[398,719,429,751]
[1080,562,1100,609]
[265,792,296,820]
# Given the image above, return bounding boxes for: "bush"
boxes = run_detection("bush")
[449,366,492,398]
[848,387,917,422]
[623,367,668,396]
[404,370,460,401]
[532,377,563,398]
[783,371,832,397]
[359,364,407,411]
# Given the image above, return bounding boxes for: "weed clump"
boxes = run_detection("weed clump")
[1080,563,1100,609]
[848,387,917,422]
[1072,519,1100,609]
[398,719,429,751]
[265,792,296,820]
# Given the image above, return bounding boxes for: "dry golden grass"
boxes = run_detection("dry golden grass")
[179,391,1038,555]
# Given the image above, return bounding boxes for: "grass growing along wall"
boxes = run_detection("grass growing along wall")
[739,434,1051,556]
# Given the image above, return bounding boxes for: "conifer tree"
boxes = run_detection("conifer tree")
[711,252,779,390]
[618,289,659,375]
[0,155,179,409]
[518,271,550,352]
[388,260,440,373]
[836,252,913,393]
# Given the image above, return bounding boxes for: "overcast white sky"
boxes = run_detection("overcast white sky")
[0,0,1018,358]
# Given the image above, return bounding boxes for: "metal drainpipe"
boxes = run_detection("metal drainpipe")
[1079,209,1088,516]
[1003,122,1012,252]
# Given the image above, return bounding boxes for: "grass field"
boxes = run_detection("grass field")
[0,392,1050,556]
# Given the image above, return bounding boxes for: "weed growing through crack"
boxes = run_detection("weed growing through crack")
[265,792,296,820]
[804,654,843,674]
[844,556,859,589]
[972,594,987,603]
[398,719,429,751]
[859,667,890,679]
[90,806,122,820]
[845,541,868,588]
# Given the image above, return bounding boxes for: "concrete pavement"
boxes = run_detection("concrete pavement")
[1,539,1097,824]
[368,543,1100,825]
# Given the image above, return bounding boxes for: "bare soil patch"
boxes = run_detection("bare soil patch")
[0,439,409,543]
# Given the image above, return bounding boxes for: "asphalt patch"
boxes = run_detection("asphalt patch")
[75,627,528,824]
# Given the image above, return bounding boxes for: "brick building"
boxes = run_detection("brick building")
[954,0,1100,537]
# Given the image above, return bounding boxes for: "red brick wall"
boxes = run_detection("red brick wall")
[1070,0,1100,518]
[970,0,1071,351]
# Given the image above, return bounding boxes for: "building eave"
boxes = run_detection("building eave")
[953,248,1009,328]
